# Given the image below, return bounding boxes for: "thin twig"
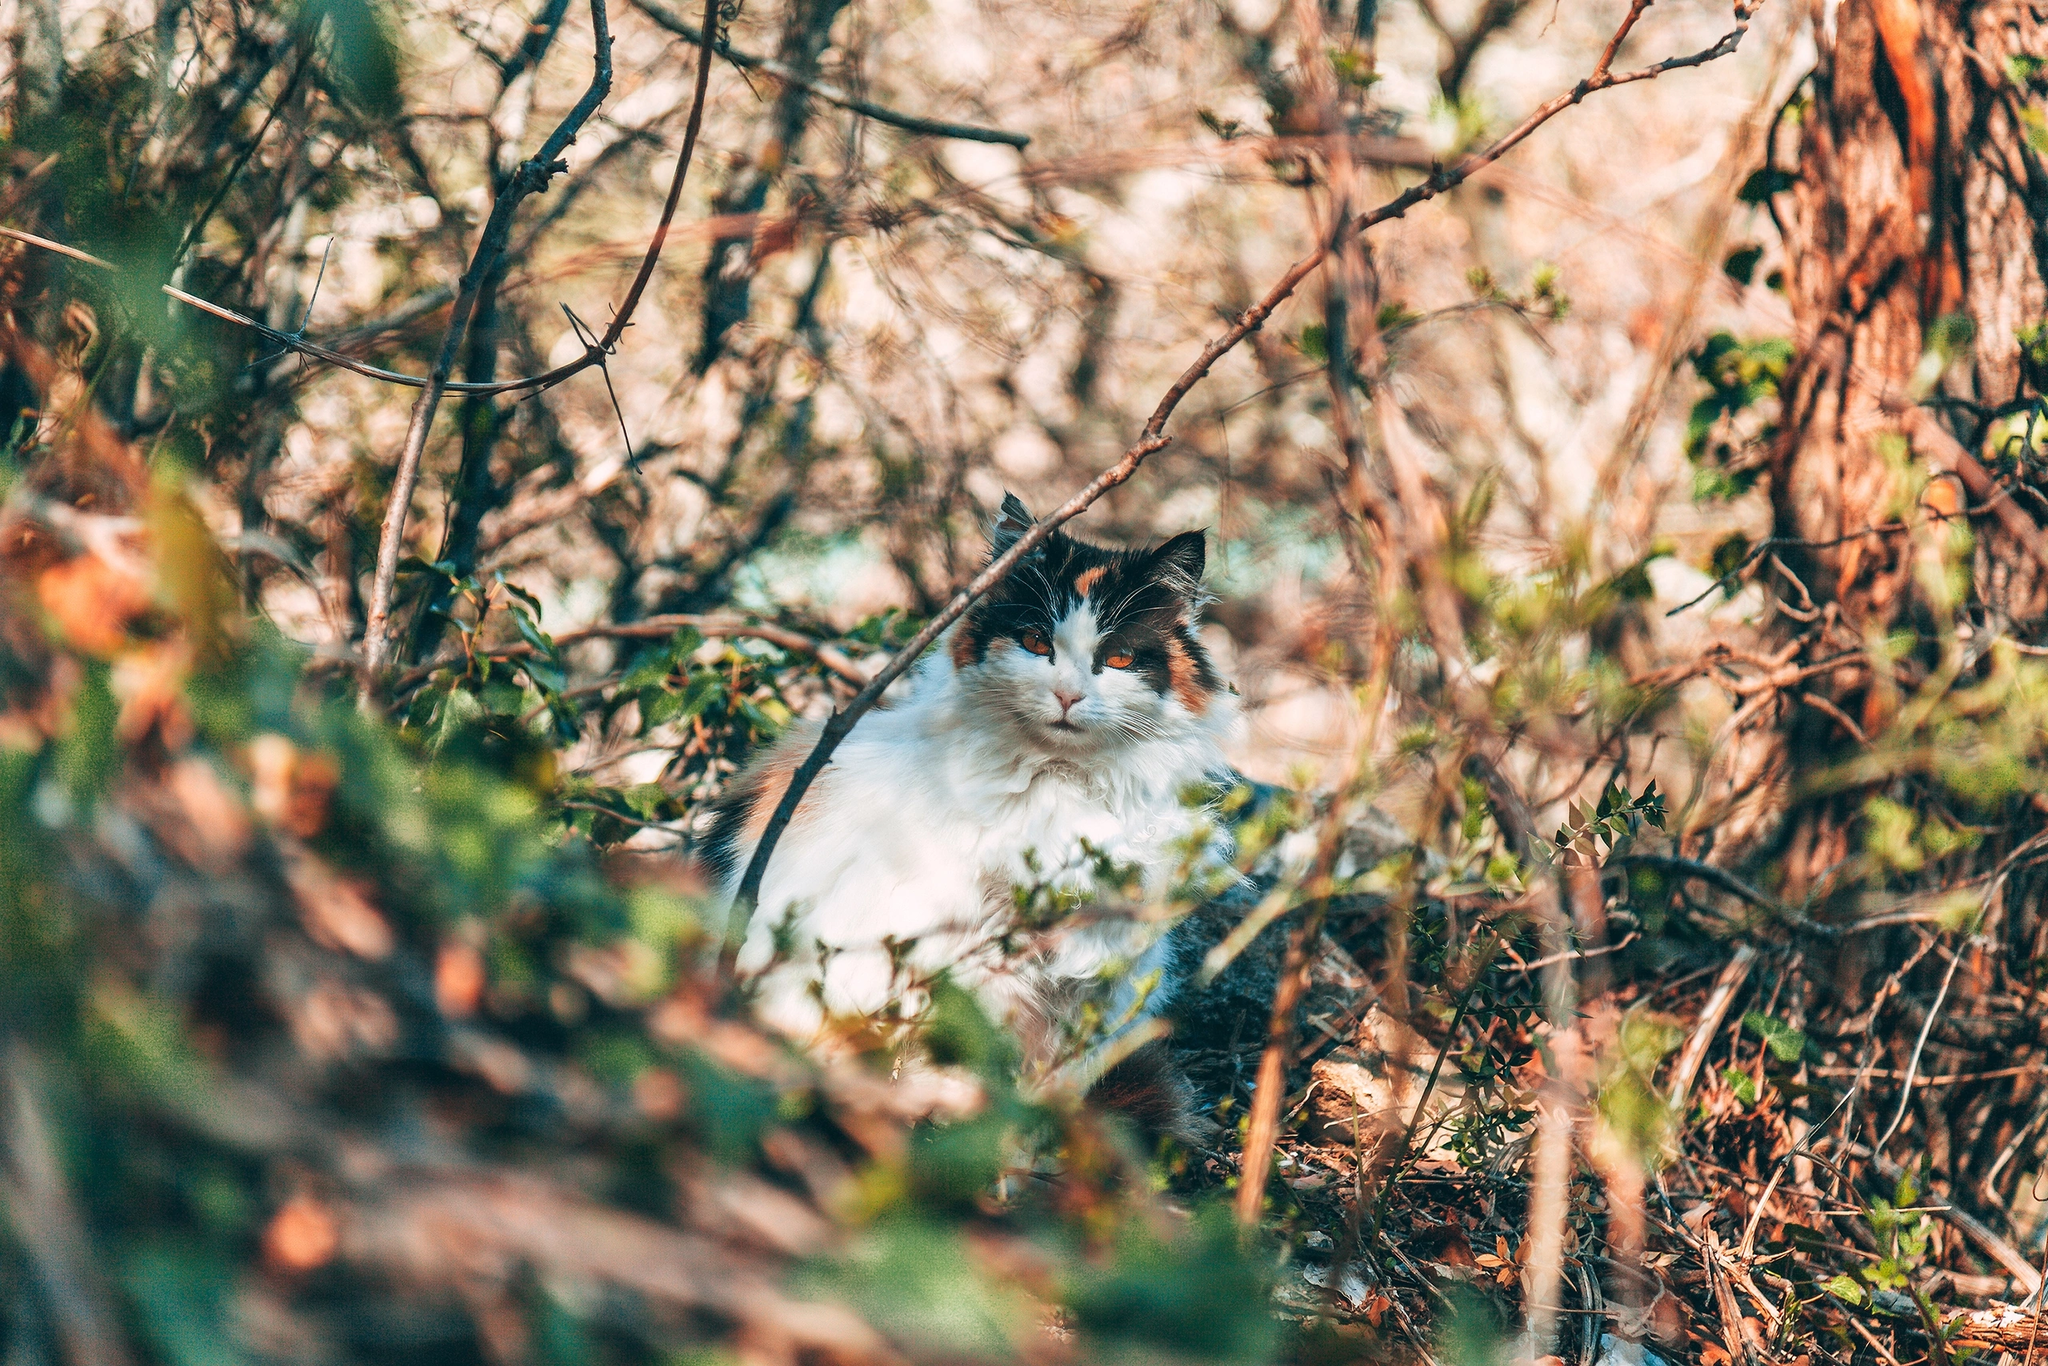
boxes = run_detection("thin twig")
[1874,937,1966,1155]
[0,0,1751,421]
[172,45,314,269]
[360,0,623,687]
[356,0,719,686]
[727,0,1757,936]
[630,0,1030,147]
[1351,1,1758,238]
[1668,943,1758,1106]
[395,613,868,692]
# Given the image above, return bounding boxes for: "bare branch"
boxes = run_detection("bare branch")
[359,0,622,686]
[629,0,1030,147]
[395,613,869,693]
[726,0,1761,931]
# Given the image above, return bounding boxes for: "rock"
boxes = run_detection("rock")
[1595,1332,1669,1366]
[1302,1260,1374,1310]
[1301,1005,1467,1151]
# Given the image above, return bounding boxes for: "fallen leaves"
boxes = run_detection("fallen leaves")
[247,734,339,838]
[285,849,393,960]
[263,1195,340,1273]
[37,553,150,656]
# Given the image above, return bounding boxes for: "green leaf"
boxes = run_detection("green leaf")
[1737,167,1796,203]
[1724,244,1764,286]
[639,686,689,731]
[1066,1205,1277,1365]
[922,977,1017,1082]
[481,675,527,717]
[1460,776,1486,841]
[1741,1010,1807,1063]
[1722,1065,1757,1105]
[428,684,485,751]
[1823,1274,1865,1306]
[622,782,668,819]
[299,0,401,116]
[1292,322,1329,363]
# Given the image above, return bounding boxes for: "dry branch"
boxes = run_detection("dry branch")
[396,613,869,691]
[630,0,1029,147]
[1668,943,1757,1105]
[728,0,1761,921]
[362,0,623,684]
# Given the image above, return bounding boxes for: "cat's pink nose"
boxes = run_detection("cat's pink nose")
[1053,688,1083,716]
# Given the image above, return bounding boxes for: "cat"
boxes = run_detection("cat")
[701,493,1241,1085]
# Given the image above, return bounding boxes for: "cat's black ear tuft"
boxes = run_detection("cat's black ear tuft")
[1149,529,1206,590]
[991,492,1035,553]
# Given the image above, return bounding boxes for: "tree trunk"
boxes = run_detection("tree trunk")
[1752,0,2048,896]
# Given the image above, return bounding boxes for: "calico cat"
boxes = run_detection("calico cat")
[702,493,1240,1077]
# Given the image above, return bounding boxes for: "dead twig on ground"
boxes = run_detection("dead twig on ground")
[1668,943,1759,1105]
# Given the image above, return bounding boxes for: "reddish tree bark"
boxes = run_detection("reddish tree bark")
[1751,0,2048,893]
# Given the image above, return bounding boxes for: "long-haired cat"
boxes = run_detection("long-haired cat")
[702,493,1239,1079]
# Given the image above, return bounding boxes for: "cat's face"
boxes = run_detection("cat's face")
[947,494,1224,755]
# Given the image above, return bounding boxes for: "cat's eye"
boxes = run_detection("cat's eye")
[1020,629,1053,657]
[1104,650,1135,669]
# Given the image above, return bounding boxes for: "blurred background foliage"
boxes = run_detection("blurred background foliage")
[10,0,2048,1361]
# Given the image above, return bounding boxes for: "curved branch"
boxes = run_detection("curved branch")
[360,0,626,684]
[630,0,1030,147]
[725,0,1762,940]
[395,614,868,692]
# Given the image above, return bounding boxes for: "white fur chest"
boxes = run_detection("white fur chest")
[729,653,1235,1038]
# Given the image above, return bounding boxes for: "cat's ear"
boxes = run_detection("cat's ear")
[1149,530,1206,592]
[990,492,1036,554]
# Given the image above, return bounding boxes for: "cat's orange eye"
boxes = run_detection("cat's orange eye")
[1104,650,1135,669]
[1021,629,1054,657]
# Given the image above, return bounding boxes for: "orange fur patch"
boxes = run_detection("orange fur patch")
[951,626,979,667]
[1164,635,1207,714]
[741,725,825,847]
[1072,566,1107,597]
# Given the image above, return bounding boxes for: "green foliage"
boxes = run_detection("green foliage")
[1685,332,1793,492]
[922,977,1020,1081]
[1327,46,1380,88]
[297,0,403,116]
[1723,243,1764,286]
[1464,263,1570,321]
[1065,1206,1278,1363]
[1741,1010,1808,1064]
[0,549,1287,1366]
[1858,1173,1935,1296]
[2017,323,2048,394]
[1543,779,1666,868]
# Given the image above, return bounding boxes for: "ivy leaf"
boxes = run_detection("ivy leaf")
[1742,1010,1807,1063]
[1722,1066,1758,1105]
[1823,1274,1865,1306]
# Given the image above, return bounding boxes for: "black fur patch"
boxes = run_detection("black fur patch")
[1090,1037,1206,1144]
[951,493,1223,708]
